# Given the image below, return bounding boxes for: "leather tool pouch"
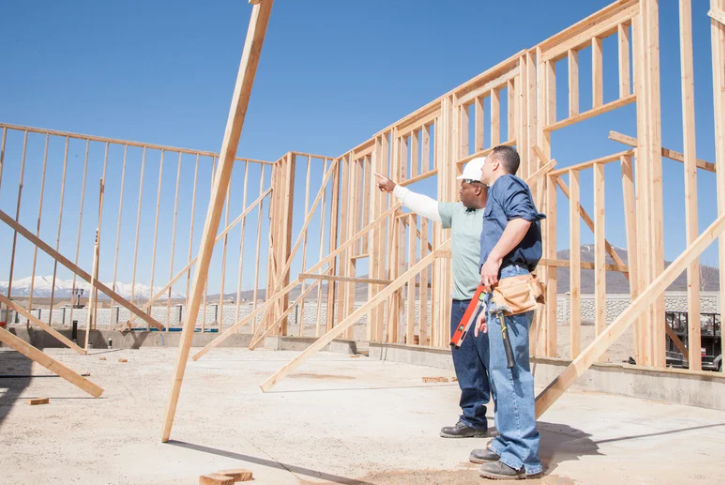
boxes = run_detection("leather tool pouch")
[491,273,546,316]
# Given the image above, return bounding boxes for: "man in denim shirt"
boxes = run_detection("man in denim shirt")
[471,145,545,480]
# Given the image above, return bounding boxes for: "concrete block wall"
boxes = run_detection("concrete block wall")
[7,292,717,333]
[556,291,720,324]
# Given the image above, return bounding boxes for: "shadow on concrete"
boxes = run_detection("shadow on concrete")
[538,421,601,474]
[264,383,461,393]
[0,347,32,431]
[594,422,725,445]
[88,348,124,356]
[168,440,377,485]
[126,331,152,349]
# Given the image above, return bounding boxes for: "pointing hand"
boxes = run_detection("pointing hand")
[374,172,396,193]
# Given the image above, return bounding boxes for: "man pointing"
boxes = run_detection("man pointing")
[376,157,491,439]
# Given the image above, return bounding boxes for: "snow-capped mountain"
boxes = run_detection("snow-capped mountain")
[0,275,184,300]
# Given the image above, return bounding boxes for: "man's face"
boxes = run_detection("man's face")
[459,180,482,208]
[480,156,495,185]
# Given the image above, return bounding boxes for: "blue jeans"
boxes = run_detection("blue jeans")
[450,299,490,430]
[486,265,542,475]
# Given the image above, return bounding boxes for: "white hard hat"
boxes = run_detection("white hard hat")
[456,156,485,182]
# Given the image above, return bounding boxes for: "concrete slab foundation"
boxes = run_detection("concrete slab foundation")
[369,342,725,412]
[1,347,724,484]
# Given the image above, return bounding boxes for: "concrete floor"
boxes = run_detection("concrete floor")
[1,347,724,485]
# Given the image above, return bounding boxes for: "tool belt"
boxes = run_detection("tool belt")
[490,273,546,316]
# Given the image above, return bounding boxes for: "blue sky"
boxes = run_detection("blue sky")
[0,0,721,295]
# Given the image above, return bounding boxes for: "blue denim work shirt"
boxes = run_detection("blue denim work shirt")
[479,174,545,272]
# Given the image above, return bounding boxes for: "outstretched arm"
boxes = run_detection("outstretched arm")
[375,173,442,223]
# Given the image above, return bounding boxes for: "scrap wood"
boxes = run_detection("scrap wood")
[26,398,49,405]
[199,474,235,485]
[422,376,449,383]
[216,469,253,482]
[118,358,128,363]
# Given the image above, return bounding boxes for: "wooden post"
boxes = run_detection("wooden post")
[592,36,604,108]
[545,174,558,357]
[316,158,328,337]
[218,182,232,332]
[336,155,350,326]
[475,97,484,153]
[27,135,49,320]
[47,137,69,328]
[491,89,500,146]
[280,153,295,335]
[298,156,312,336]
[711,0,725,373]
[186,154,200,307]
[420,125,430,346]
[407,214,417,344]
[69,141,90,328]
[112,145,128,296]
[568,50,579,117]
[235,162,250,322]
[252,167,266,321]
[0,128,6,196]
[325,160,341,334]
[680,0,701,370]
[569,169,581,359]
[594,163,606,360]
[167,153,183,330]
[131,148,146,310]
[85,229,99,351]
[508,78,516,141]
[162,0,274,443]
[618,22,631,98]
[149,151,165,320]
[6,132,28,305]
[92,144,109,329]
[620,155,641,363]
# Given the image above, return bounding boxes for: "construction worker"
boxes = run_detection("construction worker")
[375,157,491,439]
[472,145,544,480]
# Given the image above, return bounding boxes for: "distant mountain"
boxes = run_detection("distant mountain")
[0,275,184,300]
[554,244,720,293]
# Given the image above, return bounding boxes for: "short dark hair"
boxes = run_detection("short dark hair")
[491,145,520,175]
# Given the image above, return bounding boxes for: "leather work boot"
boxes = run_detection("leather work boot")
[440,421,488,438]
[469,444,500,464]
[479,461,542,480]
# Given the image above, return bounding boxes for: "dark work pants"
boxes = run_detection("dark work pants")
[450,298,491,430]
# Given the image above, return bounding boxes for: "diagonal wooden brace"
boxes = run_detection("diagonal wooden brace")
[0,209,165,330]
[0,326,103,397]
[259,241,450,392]
[0,294,86,355]
[535,211,725,417]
